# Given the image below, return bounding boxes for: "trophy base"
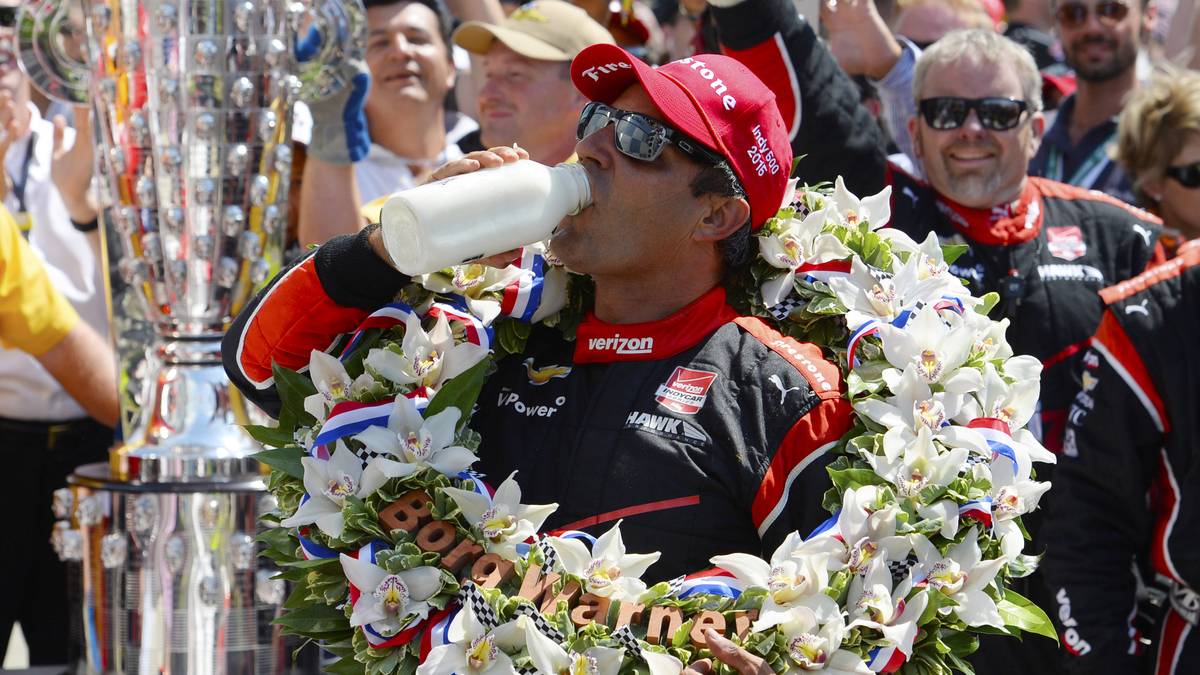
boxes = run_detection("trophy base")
[109,337,268,483]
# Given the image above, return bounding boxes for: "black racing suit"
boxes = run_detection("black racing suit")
[1042,241,1200,675]
[708,0,1165,671]
[223,229,853,580]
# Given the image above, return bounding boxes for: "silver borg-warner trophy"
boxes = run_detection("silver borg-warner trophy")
[19,1,364,672]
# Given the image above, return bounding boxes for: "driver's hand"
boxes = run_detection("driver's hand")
[683,630,775,675]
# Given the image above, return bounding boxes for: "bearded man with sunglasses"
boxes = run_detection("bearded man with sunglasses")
[224,43,854,640]
[1028,0,1155,203]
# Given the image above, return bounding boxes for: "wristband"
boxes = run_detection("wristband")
[71,216,99,233]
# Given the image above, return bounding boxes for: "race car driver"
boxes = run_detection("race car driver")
[1042,240,1200,675]
[224,45,852,585]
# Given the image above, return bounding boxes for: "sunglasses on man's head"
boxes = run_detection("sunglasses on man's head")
[576,101,724,166]
[1054,1,1130,29]
[0,7,16,29]
[918,97,1030,131]
[1166,160,1200,189]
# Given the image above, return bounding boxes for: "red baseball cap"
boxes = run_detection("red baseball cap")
[570,44,793,231]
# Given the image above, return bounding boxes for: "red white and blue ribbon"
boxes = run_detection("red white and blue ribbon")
[499,247,546,322]
[799,259,853,284]
[418,604,460,661]
[297,524,339,560]
[675,568,746,599]
[867,645,906,672]
[967,418,1025,478]
[807,511,841,539]
[456,470,496,500]
[428,299,494,350]
[958,497,993,529]
[340,302,416,361]
[846,296,967,366]
[312,398,396,448]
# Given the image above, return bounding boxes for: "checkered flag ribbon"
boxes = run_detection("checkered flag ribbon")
[888,552,919,587]
[512,603,566,643]
[458,582,501,632]
[352,447,390,471]
[767,296,803,322]
[611,625,642,655]
[534,537,559,571]
[665,575,686,598]
[961,452,990,472]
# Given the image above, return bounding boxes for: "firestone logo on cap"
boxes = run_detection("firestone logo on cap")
[579,60,632,83]
[674,57,738,112]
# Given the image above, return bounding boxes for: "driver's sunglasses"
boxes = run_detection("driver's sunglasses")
[1166,160,1200,189]
[918,97,1030,131]
[0,7,15,29]
[1054,1,1130,29]
[576,101,724,166]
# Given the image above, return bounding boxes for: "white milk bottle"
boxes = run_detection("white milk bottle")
[379,160,592,275]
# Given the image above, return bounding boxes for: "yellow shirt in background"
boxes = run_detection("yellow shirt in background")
[0,205,79,356]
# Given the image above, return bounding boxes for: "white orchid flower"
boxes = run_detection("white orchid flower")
[855,366,973,461]
[831,176,892,230]
[353,395,478,478]
[442,471,557,561]
[523,620,624,675]
[365,313,489,391]
[530,263,570,323]
[989,458,1052,560]
[777,608,871,674]
[757,206,851,307]
[640,650,684,675]
[420,263,524,326]
[340,553,444,635]
[876,308,980,392]
[868,426,969,501]
[955,359,1042,430]
[548,521,660,602]
[418,605,527,675]
[829,258,960,332]
[818,486,912,573]
[302,350,379,421]
[846,559,929,658]
[280,443,390,538]
[963,311,1014,362]
[711,531,840,632]
[912,529,1006,628]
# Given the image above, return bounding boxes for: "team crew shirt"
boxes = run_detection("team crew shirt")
[1043,241,1200,675]
[0,206,79,356]
[224,228,854,580]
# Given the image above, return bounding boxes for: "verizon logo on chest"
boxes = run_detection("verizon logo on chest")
[586,334,654,355]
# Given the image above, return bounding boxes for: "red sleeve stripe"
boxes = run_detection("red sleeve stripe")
[753,397,853,537]
[234,257,371,388]
[1101,239,1200,305]
[1154,609,1191,675]
[1152,450,1185,584]
[1089,312,1169,434]
[722,32,801,141]
[732,316,844,400]
[552,495,701,533]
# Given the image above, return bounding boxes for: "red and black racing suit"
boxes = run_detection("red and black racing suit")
[706,0,1165,671]
[223,228,853,580]
[1042,241,1200,675]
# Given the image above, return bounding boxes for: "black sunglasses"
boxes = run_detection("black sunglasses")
[0,7,14,29]
[1166,160,1200,189]
[918,97,1030,131]
[576,101,724,166]
[1054,1,1130,29]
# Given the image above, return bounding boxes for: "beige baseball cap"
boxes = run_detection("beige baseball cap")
[453,1,614,62]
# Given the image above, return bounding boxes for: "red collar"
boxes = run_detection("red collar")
[934,180,1043,246]
[574,287,739,364]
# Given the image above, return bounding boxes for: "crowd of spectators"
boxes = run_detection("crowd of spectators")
[3,0,1200,671]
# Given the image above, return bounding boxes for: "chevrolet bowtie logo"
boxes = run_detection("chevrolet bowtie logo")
[510,5,549,22]
[524,358,571,385]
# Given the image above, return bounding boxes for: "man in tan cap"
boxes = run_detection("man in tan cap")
[454,1,614,163]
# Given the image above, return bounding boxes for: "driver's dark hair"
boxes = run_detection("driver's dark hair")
[690,160,752,269]
[364,0,455,45]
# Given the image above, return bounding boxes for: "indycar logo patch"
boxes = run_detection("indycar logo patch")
[1047,226,1087,261]
[655,367,718,415]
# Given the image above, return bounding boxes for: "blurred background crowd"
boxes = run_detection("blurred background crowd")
[0,0,1198,672]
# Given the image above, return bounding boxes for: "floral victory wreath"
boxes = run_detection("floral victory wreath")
[251,178,1057,675]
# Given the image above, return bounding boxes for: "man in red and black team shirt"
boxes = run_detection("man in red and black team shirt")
[704,0,1162,672]
[224,43,851,664]
[1043,241,1200,674]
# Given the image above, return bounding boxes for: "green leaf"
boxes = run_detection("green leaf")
[827,467,887,495]
[975,292,1000,317]
[273,361,318,428]
[424,357,490,427]
[997,589,1059,641]
[274,602,351,636]
[244,424,297,448]
[255,446,306,480]
[941,243,970,265]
